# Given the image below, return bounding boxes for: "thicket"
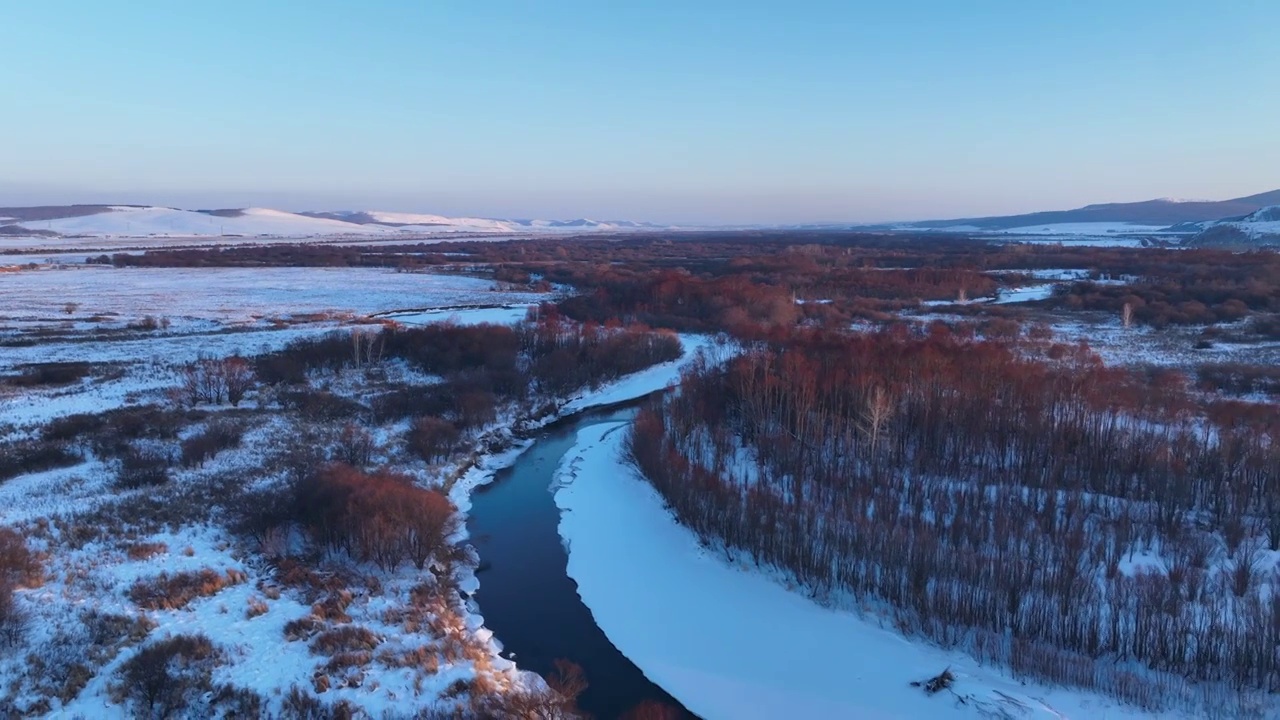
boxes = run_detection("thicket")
[631,327,1280,712]
[0,440,80,483]
[3,361,93,387]
[255,317,682,440]
[0,528,40,647]
[247,464,458,572]
[115,634,222,718]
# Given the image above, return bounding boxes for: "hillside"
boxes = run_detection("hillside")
[1187,205,1280,247]
[0,205,667,239]
[891,189,1280,232]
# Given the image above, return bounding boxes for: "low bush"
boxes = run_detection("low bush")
[294,465,458,571]
[128,568,246,610]
[0,440,80,483]
[309,625,380,655]
[368,385,454,423]
[115,446,172,488]
[278,389,367,423]
[405,416,461,464]
[179,419,245,468]
[116,634,221,719]
[280,685,358,720]
[0,528,41,588]
[5,361,93,387]
[124,541,168,561]
[284,616,324,641]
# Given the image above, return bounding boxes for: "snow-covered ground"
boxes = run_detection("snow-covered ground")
[1014,236,1152,247]
[378,305,534,327]
[552,424,1194,720]
[990,284,1055,304]
[995,222,1169,236]
[0,267,552,430]
[0,266,543,332]
[0,309,706,716]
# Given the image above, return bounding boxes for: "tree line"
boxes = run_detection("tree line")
[629,326,1279,713]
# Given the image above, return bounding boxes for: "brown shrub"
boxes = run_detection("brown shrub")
[179,419,245,468]
[406,416,461,464]
[311,591,354,623]
[210,684,265,718]
[115,634,221,718]
[115,446,172,489]
[128,568,245,610]
[323,651,372,673]
[0,440,80,483]
[376,645,440,674]
[284,616,324,642]
[124,541,168,561]
[309,625,380,655]
[82,610,154,649]
[245,596,269,619]
[0,528,41,587]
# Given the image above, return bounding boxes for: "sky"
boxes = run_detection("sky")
[2,1,1277,224]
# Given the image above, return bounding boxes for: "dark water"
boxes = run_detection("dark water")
[467,405,696,719]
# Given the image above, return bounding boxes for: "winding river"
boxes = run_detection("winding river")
[467,404,696,719]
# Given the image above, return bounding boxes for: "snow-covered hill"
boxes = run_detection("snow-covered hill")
[7,206,394,238]
[1187,205,1280,247]
[0,204,670,239]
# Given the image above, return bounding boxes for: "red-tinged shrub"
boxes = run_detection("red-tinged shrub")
[406,416,461,464]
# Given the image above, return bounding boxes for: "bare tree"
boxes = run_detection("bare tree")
[224,357,255,406]
[859,385,894,456]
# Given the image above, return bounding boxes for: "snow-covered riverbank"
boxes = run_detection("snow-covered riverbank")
[552,422,1193,720]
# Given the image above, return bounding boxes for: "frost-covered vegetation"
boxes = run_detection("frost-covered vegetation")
[3,231,1277,718]
[0,261,683,717]
[629,326,1279,715]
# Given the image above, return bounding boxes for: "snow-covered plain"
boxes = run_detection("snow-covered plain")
[553,424,1193,720]
[0,267,551,430]
[995,222,1170,236]
[0,266,540,332]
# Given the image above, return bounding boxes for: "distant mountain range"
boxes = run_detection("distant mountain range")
[0,205,670,239]
[876,189,1280,233]
[3,190,1279,246]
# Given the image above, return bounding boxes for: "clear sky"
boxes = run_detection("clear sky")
[2,1,1277,224]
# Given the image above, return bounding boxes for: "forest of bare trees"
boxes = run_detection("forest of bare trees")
[629,326,1279,713]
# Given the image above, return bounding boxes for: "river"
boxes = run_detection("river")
[467,404,696,718]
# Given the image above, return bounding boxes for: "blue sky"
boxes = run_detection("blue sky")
[2,1,1276,223]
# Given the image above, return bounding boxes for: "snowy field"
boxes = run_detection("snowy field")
[0,266,551,430]
[0,266,543,332]
[995,222,1170,236]
[553,424,1196,720]
[0,292,709,715]
[1013,236,1149,247]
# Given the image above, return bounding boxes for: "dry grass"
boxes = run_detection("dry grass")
[376,644,440,674]
[310,590,354,624]
[245,596,269,619]
[283,616,323,642]
[124,541,167,561]
[323,650,373,673]
[309,625,381,655]
[128,568,246,611]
